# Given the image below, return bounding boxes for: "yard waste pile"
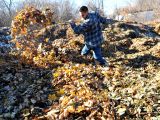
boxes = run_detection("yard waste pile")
[0,27,12,54]
[0,7,160,120]
[155,23,160,35]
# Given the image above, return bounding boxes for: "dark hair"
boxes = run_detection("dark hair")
[79,6,88,12]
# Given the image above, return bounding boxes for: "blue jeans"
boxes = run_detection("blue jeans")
[81,44,106,65]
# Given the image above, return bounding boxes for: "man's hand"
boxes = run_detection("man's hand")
[68,19,76,27]
[68,19,75,24]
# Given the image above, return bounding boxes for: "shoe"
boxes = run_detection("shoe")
[100,62,110,71]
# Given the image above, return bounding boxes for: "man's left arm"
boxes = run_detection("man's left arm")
[96,12,116,24]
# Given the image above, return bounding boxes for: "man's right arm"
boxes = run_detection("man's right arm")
[70,19,94,34]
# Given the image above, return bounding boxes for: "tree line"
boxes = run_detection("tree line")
[112,0,160,22]
[0,0,159,26]
[0,0,106,27]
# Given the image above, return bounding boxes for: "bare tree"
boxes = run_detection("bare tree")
[57,0,76,22]
[15,0,76,22]
[135,0,160,11]
[87,1,97,11]
[0,0,16,26]
[89,0,104,11]
[1,0,13,17]
[131,0,160,21]
[87,0,105,15]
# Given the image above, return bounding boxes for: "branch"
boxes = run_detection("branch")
[2,0,13,16]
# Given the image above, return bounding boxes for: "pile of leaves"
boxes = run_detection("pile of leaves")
[11,6,69,68]
[11,6,52,37]
[9,7,114,119]
[5,6,160,119]
[145,21,160,35]
[155,23,160,35]
[40,64,114,119]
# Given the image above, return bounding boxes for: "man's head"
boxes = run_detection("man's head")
[79,6,88,19]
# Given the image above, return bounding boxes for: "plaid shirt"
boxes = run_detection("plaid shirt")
[70,11,112,46]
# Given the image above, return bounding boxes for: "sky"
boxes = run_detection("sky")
[72,0,135,15]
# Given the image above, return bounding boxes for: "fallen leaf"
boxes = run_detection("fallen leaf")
[117,107,126,116]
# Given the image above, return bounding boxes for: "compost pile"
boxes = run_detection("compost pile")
[0,7,160,120]
[0,27,12,54]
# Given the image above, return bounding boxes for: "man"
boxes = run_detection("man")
[69,6,112,68]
